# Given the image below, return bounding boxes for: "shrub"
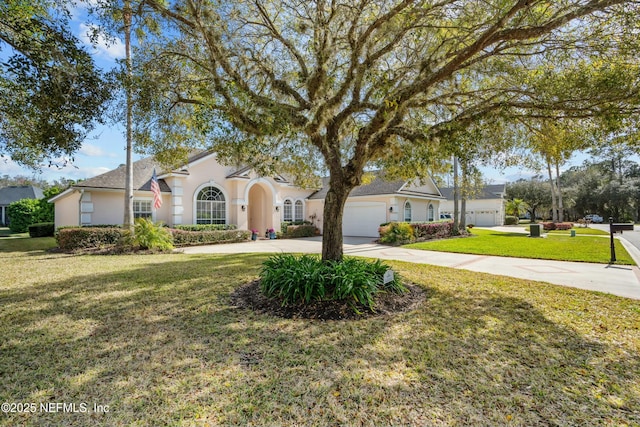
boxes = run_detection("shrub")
[412,221,454,240]
[542,222,573,231]
[7,199,40,232]
[504,215,518,225]
[467,224,475,229]
[56,227,127,251]
[378,222,415,244]
[170,229,250,246]
[379,221,460,244]
[280,221,311,234]
[173,224,237,231]
[259,254,405,312]
[132,218,174,251]
[28,222,55,238]
[555,222,574,230]
[283,224,318,238]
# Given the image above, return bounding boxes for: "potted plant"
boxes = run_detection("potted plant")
[251,229,259,241]
[268,228,276,239]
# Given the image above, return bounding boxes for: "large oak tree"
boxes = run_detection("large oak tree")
[0,0,111,168]
[133,0,638,261]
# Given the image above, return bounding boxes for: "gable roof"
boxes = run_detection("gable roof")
[74,157,171,193]
[0,186,44,205]
[308,172,443,200]
[439,183,506,201]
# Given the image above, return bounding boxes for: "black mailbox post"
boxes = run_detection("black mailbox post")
[609,218,635,263]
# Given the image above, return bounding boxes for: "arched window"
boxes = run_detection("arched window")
[294,200,304,222]
[404,201,412,222]
[283,199,293,222]
[196,186,226,224]
[428,204,434,222]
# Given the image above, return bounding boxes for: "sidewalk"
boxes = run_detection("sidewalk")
[181,236,640,300]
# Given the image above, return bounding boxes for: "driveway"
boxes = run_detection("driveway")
[182,234,640,300]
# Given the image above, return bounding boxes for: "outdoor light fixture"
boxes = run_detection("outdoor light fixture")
[241,205,246,212]
[275,206,280,212]
[389,206,393,212]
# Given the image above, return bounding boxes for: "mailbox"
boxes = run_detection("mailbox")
[610,223,634,234]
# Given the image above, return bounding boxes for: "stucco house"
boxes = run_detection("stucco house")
[438,184,506,226]
[51,151,446,238]
[0,185,44,226]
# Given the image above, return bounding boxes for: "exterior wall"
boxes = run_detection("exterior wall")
[54,189,171,228]
[440,198,505,226]
[175,156,237,227]
[403,179,441,196]
[168,155,316,230]
[54,191,81,228]
[393,197,441,223]
[308,195,442,235]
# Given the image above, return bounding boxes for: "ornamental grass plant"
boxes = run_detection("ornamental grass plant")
[260,254,405,311]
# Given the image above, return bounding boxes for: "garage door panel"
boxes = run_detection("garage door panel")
[342,203,387,237]
[475,211,496,226]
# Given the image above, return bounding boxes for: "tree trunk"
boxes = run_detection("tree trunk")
[123,1,134,232]
[555,160,564,222]
[547,159,558,222]
[321,178,352,262]
[460,161,467,229]
[453,156,459,233]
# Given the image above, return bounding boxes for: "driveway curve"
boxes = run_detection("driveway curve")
[181,235,640,300]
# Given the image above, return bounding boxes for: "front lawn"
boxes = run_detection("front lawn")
[524,226,610,236]
[406,228,635,264]
[0,241,639,426]
[0,229,56,253]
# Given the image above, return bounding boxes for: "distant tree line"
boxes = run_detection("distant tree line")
[507,158,640,223]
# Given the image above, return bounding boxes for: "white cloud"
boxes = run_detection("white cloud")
[63,165,112,180]
[79,143,118,158]
[79,23,125,60]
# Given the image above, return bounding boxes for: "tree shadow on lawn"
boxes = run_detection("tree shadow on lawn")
[0,254,638,426]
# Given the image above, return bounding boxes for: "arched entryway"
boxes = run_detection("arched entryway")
[248,183,273,235]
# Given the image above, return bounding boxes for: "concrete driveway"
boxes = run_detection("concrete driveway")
[182,234,640,300]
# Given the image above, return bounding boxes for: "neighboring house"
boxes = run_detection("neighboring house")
[51,152,446,238]
[439,184,506,226]
[0,186,44,226]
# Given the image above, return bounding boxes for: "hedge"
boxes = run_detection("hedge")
[28,222,55,238]
[282,224,318,238]
[280,221,311,234]
[170,229,250,246]
[412,221,454,240]
[504,215,519,225]
[173,224,237,231]
[542,222,574,231]
[56,227,128,251]
[378,221,460,245]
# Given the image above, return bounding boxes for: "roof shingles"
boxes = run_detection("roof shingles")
[75,157,171,193]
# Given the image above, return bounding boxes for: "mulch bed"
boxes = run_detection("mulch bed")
[230,280,427,321]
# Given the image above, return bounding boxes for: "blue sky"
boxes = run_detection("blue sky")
[2,4,585,185]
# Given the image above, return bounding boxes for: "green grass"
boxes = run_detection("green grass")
[0,229,56,253]
[0,239,639,426]
[523,225,610,236]
[405,228,634,264]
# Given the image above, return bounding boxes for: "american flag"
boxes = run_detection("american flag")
[151,169,162,209]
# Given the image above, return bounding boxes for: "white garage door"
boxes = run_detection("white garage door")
[475,211,496,226]
[342,202,387,237]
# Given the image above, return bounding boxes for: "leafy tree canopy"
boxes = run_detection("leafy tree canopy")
[130,0,639,260]
[0,0,112,168]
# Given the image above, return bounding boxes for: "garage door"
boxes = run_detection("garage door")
[475,211,496,226]
[342,202,387,237]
